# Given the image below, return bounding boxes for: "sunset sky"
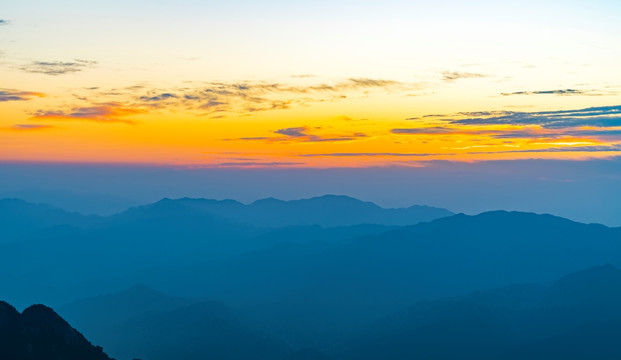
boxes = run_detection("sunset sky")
[2,0,621,167]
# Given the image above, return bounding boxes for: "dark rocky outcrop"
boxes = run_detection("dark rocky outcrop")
[0,301,112,360]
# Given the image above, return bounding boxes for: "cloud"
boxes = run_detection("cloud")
[442,71,487,82]
[418,105,621,129]
[274,127,368,142]
[392,127,475,135]
[391,126,556,139]
[20,59,97,76]
[231,126,368,143]
[501,89,615,96]
[468,144,621,155]
[122,77,406,116]
[236,137,270,141]
[0,90,45,102]
[139,93,177,102]
[398,105,621,143]
[10,124,53,131]
[346,78,401,88]
[275,127,307,137]
[32,102,143,124]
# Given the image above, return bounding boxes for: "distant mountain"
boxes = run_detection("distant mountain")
[1,196,427,308]
[4,189,138,216]
[336,265,621,360]
[5,206,621,354]
[112,195,453,227]
[0,198,100,242]
[58,284,201,339]
[165,211,621,346]
[0,301,112,360]
[59,286,290,360]
[241,195,453,227]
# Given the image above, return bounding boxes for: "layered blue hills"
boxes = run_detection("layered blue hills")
[2,195,621,359]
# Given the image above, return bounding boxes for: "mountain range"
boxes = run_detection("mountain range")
[0,195,451,308]
[3,195,621,359]
[336,264,621,360]
[50,265,621,360]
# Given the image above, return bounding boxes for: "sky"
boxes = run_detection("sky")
[1,0,621,167]
[1,1,621,224]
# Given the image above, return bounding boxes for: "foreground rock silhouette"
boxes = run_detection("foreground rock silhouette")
[0,301,112,360]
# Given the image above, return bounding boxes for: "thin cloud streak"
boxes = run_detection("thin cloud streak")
[9,124,54,131]
[20,59,97,76]
[442,71,487,82]
[231,126,368,143]
[0,90,45,102]
[32,102,143,124]
[409,105,621,129]
[501,89,616,96]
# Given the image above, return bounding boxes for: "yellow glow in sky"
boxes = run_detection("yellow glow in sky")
[1,0,621,167]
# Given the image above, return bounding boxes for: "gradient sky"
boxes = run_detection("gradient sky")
[2,0,621,167]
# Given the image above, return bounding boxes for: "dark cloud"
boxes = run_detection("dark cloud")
[469,144,621,155]
[11,124,53,130]
[32,102,142,124]
[200,99,227,110]
[572,129,621,137]
[20,59,97,76]
[417,105,621,129]
[232,126,368,143]
[0,90,44,102]
[501,89,614,96]
[407,111,509,121]
[442,71,487,82]
[397,106,621,141]
[275,127,307,137]
[392,127,469,135]
[274,126,367,142]
[139,93,177,102]
[391,126,557,139]
[236,137,270,141]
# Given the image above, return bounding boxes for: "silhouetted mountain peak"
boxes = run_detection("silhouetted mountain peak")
[0,301,20,326]
[0,301,112,360]
[22,304,66,323]
[20,304,79,340]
